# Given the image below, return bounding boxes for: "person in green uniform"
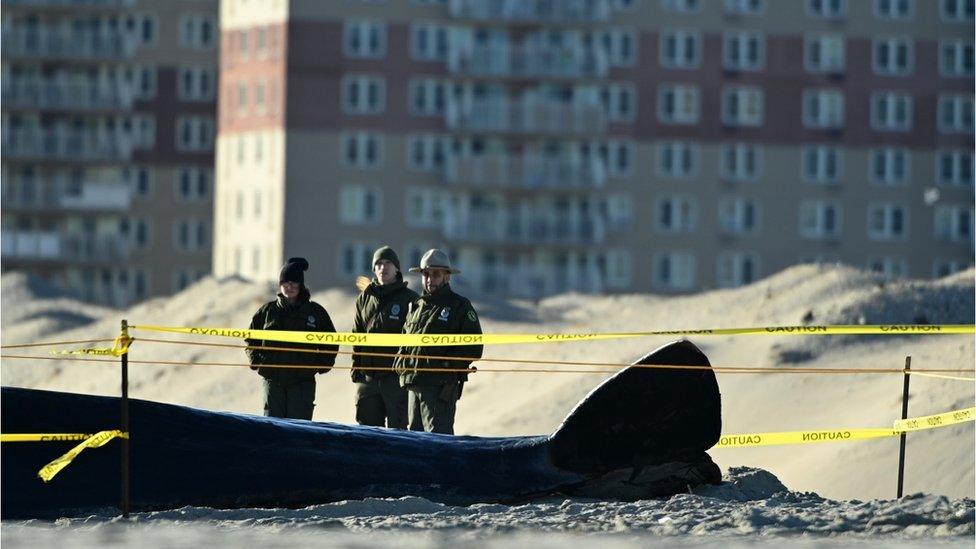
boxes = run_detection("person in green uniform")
[351,246,419,429]
[245,257,337,420]
[394,249,483,434]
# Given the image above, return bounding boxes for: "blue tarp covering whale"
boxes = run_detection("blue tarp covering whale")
[1,340,722,519]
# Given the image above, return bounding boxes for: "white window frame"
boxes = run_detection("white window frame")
[939,40,975,77]
[721,86,764,127]
[723,31,764,72]
[652,251,697,291]
[659,29,701,70]
[338,185,382,225]
[601,139,635,178]
[178,14,217,50]
[605,27,638,67]
[936,149,974,187]
[933,259,971,278]
[337,242,379,277]
[934,205,975,242]
[410,21,449,62]
[342,74,386,115]
[937,94,974,134]
[940,0,975,23]
[720,143,763,182]
[600,83,637,123]
[174,116,214,152]
[172,219,208,253]
[872,37,914,77]
[176,66,215,102]
[724,0,765,15]
[870,91,913,132]
[654,194,699,233]
[409,77,450,117]
[718,198,761,235]
[340,131,384,169]
[867,256,908,279]
[802,145,843,184]
[716,251,760,288]
[802,89,845,129]
[868,148,909,186]
[804,34,845,74]
[799,200,842,239]
[406,133,450,172]
[662,0,701,13]
[656,141,699,180]
[874,0,914,19]
[867,202,909,241]
[657,84,699,125]
[604,249,633,289]
[404,187,446,228]
[807,0,848,19]
[343,19,387,59]
[173,166,212,201]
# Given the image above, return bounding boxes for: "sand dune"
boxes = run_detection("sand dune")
[2,264,973,500]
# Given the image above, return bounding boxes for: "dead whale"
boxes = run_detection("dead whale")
[1,340,722,519]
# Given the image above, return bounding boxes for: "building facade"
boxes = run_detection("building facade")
[214,0,974,297]
[1,0,218,305]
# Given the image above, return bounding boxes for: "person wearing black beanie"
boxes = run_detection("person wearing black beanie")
[244,257,338,420]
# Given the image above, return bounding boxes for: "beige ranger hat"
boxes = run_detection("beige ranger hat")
[408,248,461,274]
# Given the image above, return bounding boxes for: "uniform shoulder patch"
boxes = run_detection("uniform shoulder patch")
[467,310,478,323]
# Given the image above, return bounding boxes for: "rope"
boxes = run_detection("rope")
[906,371,976,382]
[0,338,116,349]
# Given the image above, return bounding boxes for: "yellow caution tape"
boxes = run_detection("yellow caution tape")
[1,433,95,442]
[717,407,975,448]
[131,323,976,348]
[36,430,128,482]
[49,335,132,357]
[893,407,976,431]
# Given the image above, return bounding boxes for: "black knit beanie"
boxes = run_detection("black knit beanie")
[372,246,400,272]
[279,257,309,284]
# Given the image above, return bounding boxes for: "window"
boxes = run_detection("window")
[940,40,975,77]
[407,134,450,171]
[662,0,701,12]
[933,259,971,278]
[867,203,908,240]
[342,75,385,115]
[173,268,205,292]
[868,257,907,279]
[175,116,214,152]
[411,21,449,61]
[799,200,841,239]
[871,92,912,131]
[236,82,248,114]
[655,195,698,233]
[941,0,975,22]
[595,140,634,178]
[802,89,844,129]
[409,78,449,116]
[934,205,974,242]
[937,150,974,187]
[177,66,215,101]
[718,198,760,235]
[802,146,842,184]
[344,19,386,59]
[604,250,633,289]
[720,143,762,182]
[123,166,154,198]
[339,186,381,225]
[869,148,909,185]
[338,243,378,277]
[723,31,764,71]
[721,86,763,127]
[174,167,211,200]
[937,94,974,133]
[653,252,696,291]
[404,187,446,228]
[724,0,765,15]
[130,217,151,250]
[606,194,634,228]
[602,27,637,67]
[657,84,699,124]
[133,115,155,149]
[128,65,157,100]
[656,141,698,179]
[717,252,759,287]
[138,13,157,45]
[808,0,847,18]
[173,219,208,252]
[873,38,913,76]
[874,0,913,19]
[179,15,217,50]
[805,34,845,73]
[660,30,700,69]
[341,132,383,169]
[600,84,637,122]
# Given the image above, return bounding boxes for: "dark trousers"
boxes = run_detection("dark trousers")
[263,378,316,420]
[406,383,459,435]
[355,375,408,429]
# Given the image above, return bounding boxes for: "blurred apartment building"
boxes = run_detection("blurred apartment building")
[1,0,218,306]
[214,0,974,297]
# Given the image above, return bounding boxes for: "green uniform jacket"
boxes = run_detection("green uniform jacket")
[245,290,338,383]
[351,279,420,382]
[394,283,483,387]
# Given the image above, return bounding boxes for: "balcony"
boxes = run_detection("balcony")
[445,154,605,189]
[2,28,137,60]
[446,99,606,135]
[1,231,129,262]
[449,0,611,23]
[2,128,133,162]
[4,0,136,9]
[2,182,132,212]
[2,78,135,111]
[449,44,607,79]
[443,212,606,244]
[474,266,604,296]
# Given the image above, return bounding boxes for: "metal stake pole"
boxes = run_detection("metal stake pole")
[896,356,911,498]
[121,319,130,517]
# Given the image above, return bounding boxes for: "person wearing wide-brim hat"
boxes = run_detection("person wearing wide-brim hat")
[350,246,419,429]
[244,257,338,420]
[393,249,482,434]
